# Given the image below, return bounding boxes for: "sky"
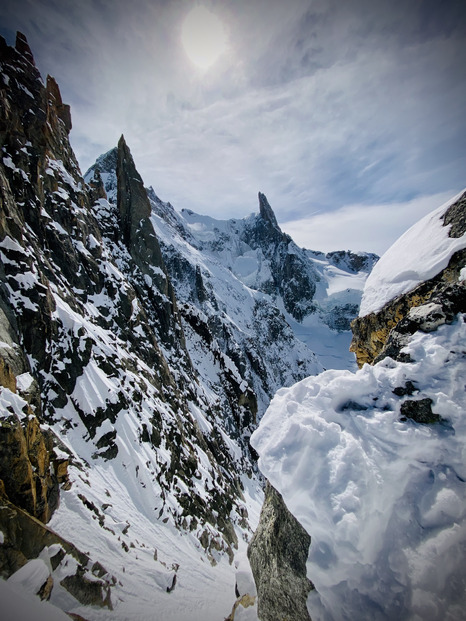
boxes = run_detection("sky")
[1,0,465,255]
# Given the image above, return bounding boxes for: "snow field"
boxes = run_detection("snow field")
[47,394,264,620]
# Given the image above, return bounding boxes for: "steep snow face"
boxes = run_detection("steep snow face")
[360,189,466,317]
[252,306,466,620]
[149,200,325,415]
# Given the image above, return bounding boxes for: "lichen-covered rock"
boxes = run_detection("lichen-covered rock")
[0,410,57,523]
[0,330,64,524]
[248,481,313,621]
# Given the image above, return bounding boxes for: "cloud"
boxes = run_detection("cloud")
[1,0,465,252]
[281,191,460,256]
[127,31,465,223]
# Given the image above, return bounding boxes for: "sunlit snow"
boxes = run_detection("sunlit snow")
[360,189,466,317]
[252,315,466,621]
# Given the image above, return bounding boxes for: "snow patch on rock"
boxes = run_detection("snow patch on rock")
[360,190,466,317]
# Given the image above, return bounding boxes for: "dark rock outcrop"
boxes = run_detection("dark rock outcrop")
[399,397,443,424]
[258,191,279,229]
[248,481,314,621]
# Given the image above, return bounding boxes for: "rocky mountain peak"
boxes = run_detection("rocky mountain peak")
[91,146,118,176]
[116,133,151,248]
[46,75,72,134]
[258,191,279,229]
[14,31,35,66]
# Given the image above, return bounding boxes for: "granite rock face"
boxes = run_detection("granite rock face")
[248,481,314,621]
[0,410,59,523]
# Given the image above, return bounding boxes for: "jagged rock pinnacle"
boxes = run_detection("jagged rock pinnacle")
[15,31,35,66]
[258,192,279,229]
[46,75,72,133]
[116,135,151,248]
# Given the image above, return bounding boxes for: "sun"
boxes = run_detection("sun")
[181,5,227,70]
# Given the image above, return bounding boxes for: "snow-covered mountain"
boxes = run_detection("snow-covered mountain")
[251,190,466,621]
[0,32,378,621]
[0,34,260,621]
[87,150,377,404]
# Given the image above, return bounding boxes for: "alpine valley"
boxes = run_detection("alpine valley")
[0,33,377,621]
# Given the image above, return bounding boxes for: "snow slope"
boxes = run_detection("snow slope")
[360,189,466,317]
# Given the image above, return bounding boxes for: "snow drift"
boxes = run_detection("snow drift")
[252,193,466,621]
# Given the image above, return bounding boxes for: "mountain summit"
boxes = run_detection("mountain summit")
[258,191,279,229]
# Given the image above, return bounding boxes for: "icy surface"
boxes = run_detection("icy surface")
[360,190,466,317]
[251,316,466,621]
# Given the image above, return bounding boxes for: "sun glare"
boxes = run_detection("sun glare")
[181,5,227,70]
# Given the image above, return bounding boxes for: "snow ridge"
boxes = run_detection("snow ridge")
[360,189,466,317]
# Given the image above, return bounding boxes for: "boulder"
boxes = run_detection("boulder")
[248,481,313,621]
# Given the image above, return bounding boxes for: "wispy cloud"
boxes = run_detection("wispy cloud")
[1,0,465,252]
[282,191,459,256]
